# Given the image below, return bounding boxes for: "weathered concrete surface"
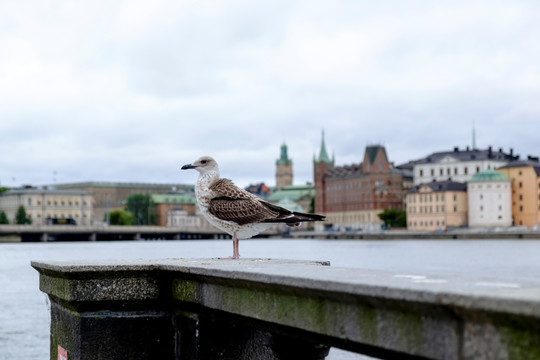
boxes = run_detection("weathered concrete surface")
[33,259,540,360]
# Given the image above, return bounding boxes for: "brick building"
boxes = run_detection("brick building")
[313,133,404,231]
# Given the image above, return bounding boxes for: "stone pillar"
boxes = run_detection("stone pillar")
[33,262,175,360]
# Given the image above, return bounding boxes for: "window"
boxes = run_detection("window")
[480,205,483,211]
[447,168,451,175]
[464,167,468,175]
[440,169,443,176]
[476,166,480,173]
[453,206,457,212]
[520,206,523,212]
[431,169,435,176]
[519,182,523,188]
[454,168,458,175]
[420,169,424,177]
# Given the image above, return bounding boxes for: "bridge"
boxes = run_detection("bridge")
[0,225,261,242]
[33,258,540,360]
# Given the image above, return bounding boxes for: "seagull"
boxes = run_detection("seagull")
[181,156,325,259]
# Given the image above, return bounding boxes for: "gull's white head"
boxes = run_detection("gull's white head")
[181,156,219,175]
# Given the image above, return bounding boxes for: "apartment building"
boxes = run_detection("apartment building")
[498,159,540,227]
[53,182,193,224]
[0,186,93,225]
[467,170,512,227]
[407,181,468,231]
[408,146,517,185]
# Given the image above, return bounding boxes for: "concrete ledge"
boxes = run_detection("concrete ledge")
[33,259,540,360]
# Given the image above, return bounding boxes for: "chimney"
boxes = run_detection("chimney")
[454,147,459,152]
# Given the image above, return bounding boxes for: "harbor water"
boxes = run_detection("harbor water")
[2,238,540,359]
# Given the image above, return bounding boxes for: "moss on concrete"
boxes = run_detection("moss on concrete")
[172,278,199,303]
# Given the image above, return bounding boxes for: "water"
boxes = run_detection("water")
[2,238,540,360]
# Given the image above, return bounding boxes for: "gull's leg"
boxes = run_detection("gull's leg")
[232,234,240,259]
[220,233,240,259]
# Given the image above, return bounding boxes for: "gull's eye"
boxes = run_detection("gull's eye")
[201,160,207,164]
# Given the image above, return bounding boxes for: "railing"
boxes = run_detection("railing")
[32,259,540,360]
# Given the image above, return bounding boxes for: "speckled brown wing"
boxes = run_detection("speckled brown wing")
[209,178,248,199]
[208,178,279,225]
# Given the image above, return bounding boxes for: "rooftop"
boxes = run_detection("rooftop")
[403,146,518,166]
[51,181,193,190]
[469,170,510,182]
[498,160,540,176]
[409,180,467,193]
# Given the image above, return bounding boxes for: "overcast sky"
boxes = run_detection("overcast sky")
[1,1,539,189]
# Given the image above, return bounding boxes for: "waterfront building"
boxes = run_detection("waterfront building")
[150,193,197,226]
[407,181,468,231]
[498,159,540,227]
[267,184,315,214]
[51,182,193,224]
[467,170,512,228]
[275,143,293,189]
[0,186,93,225]
[408,146,517,185]
[314,133,404,231]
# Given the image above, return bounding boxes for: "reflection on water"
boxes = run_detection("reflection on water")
[2,238,540,360]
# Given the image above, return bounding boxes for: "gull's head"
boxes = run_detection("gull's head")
[181,156,219,175]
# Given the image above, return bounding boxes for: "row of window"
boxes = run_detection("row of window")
[409,220,446,227]
[24,197,90,207]
[408,194,459,203]
[418,166,486,177]
[408,205,459,214]
[469,184,508,189]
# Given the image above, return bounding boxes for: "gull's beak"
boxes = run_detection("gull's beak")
[181,163,196,170]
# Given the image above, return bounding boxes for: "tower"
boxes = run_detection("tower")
[313,130,334,213]
[275,143,293,189]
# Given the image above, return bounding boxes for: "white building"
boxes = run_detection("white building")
[409,146,517,185]
[467,170,512,227]
[0,186,93,225]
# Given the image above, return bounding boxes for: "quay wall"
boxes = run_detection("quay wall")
[32,259,540,360]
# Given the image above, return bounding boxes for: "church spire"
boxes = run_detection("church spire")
[317,130,332,163]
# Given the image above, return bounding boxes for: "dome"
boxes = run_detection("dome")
[469,170,510,182]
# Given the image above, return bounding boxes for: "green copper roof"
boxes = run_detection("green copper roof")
[267,185,315,202]
[317,130,332,163]
[469,170,510,182]
[150,193,196,204]
[276,142,292,164]
[276,198,305,212]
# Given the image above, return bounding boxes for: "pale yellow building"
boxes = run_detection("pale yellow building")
[0,187,93,225]
[498,160,540,227]
[407,180,468,231]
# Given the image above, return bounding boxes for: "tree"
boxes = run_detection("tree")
[378,209,407,229]
[125,194,156,225]
[106,209,134,226]
[0,211,9,224]
[0,187,8,195]
[15,205,31,225]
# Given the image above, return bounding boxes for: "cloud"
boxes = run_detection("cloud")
[0,0,539,188]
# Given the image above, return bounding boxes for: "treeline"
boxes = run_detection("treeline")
[107,194,157,226]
